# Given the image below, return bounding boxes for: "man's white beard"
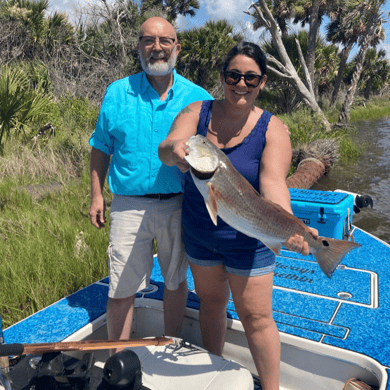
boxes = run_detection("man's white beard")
[140,48,177,76]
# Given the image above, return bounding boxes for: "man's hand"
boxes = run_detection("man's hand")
[283,227,318,256]
[89,197,106,229]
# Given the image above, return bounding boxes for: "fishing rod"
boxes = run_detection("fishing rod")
[0,336,174,357]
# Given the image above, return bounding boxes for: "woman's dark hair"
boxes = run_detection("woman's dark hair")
[222,42,267,76]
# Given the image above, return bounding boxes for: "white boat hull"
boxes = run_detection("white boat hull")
[63,293,385,390]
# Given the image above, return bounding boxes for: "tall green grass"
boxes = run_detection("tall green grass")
[280,107,361,166]
[0,95,108,329]
[349,95,390,122]
[0,173,111,328]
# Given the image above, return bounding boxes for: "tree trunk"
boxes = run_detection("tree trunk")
[248,1,332,132]
[286,158,326,189]
[338,20,378,125]
[0,125,5,151]
[197,67,209,90]
[364,77,371,100]
[306,0,321,99]
[330,43,353,108]
[288,138,339,189]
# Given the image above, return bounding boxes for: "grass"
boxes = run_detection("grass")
[0,173,111,328]
[349,95,390,122]
[0,95,110,329]
[1,92,390,330]
[0,142,87,184]
[280,107,362,167]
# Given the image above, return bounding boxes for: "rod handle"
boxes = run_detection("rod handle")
[0,344,24,357]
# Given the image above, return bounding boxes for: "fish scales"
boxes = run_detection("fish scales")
[184,135,361,278]
[205,154,319,247]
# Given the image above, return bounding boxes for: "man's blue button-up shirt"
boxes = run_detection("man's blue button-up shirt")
[89,69,212,195]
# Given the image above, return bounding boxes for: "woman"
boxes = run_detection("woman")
[159,42,316,390]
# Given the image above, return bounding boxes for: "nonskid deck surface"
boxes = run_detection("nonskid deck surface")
[4,228,390,388]
[273,228,390,367]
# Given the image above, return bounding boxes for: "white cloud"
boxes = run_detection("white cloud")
[197,0,260,41]
[176,14,190,31]
[50,0,71,6]
[201,0,248,21]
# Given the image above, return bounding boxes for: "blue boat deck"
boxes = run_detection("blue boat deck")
[4,227,390,389]
[272,228,390,371]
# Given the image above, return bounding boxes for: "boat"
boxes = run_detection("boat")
[1,188,389,390]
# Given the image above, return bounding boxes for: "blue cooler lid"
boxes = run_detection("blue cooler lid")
[289,189,349,205]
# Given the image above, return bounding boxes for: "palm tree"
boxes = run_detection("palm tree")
[262,30,339,111]
[294,0,322,95]
[251,0,341,99]
[140,0,199,20]
[0,65,53,151]
[44,11,75,53]
[11,0,49,44]
[359,48,390,99]
[0,0,49,61]
[326,8,361,107]
[247,1,332,131]
[315,37,339,97]
[290,0,341,97]
[177,20,241,92]
[252,0,295,36]
[338,0,386,125]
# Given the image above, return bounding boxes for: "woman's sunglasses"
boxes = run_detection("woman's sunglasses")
[223,71,264,88]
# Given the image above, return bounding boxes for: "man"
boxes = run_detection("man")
[88,16,212,348]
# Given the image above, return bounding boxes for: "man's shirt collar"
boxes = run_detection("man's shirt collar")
[128,69,177,98]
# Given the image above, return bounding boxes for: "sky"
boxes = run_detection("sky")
[48,0,390,60]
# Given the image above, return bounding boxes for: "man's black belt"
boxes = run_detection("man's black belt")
[139,193,182,200]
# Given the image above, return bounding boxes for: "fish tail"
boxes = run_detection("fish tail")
[312,238,361,278]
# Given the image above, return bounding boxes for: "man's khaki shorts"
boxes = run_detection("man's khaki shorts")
[107,194,188,299]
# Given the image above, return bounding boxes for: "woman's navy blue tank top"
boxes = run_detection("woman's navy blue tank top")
[182,100,273,246]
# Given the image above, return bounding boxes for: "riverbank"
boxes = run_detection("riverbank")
[1,93,390,328]
[312,114,390,245]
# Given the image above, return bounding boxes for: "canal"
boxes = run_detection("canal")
[312,116,390,244]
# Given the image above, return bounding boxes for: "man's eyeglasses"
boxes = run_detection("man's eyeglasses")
[223,71,264,88]
[139,36,176,48]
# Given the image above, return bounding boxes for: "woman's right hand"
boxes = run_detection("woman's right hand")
[171,140,190,172]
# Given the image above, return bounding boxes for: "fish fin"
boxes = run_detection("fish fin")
[312,238,361,278]
[262,241,282,256]
[205,182,218,226]
[205,200,218,226]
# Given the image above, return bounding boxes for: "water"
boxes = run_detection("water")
[311,116,390,245]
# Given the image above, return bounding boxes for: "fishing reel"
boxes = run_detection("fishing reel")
[4,350,151,390]
[4,352,95,390]
[98,350,150,390]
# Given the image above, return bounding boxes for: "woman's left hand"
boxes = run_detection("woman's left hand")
[283,227,318,256]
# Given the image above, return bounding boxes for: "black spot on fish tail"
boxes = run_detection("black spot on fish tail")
[313,238,361,278]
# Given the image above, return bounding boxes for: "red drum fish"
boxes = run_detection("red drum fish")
[184,135,361,278]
